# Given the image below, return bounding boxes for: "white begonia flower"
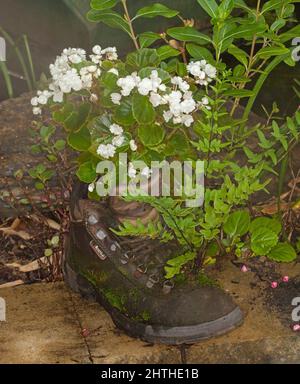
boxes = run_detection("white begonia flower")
[141,167,152,179]
[97,143,116,159]
[198,96,211,110]
[163,110,173,123]
[181,114,194,127]
[92,45,102,55]
[112,135,125,147]
[111,92,122,105]
[33,107,42,115]
[117,73,141,96]
[88,183,95,193]
[109,123,123,136]
[171,76,190,92]
[138,78,154,96]
[128,163,137,179]
[31,97,38,106]
[187,60,217,86]
[90,93,98,103]
[130,140,137,151]
[149,92,163,107]
[108,68,119,76]
[102,47,118,61]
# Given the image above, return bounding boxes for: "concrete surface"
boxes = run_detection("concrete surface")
[0,259,300,364]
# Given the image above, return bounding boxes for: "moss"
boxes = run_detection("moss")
[101,288,127,312]
[198,271,218,287]
[82,269,109,286]
[141,310,151,322]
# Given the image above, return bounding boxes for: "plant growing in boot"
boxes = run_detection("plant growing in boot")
[29,0,300,344]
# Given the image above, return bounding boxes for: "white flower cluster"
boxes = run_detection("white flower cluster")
[111,66,216,127]
[96,124,137,159]
[187,60,217,86]
[31,46,118,115]
[128,163,152,179]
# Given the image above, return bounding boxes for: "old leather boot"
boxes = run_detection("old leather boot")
[63,182,243,345]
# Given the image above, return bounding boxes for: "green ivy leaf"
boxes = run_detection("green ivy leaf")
[251,227,278,256]
[90,0,119,11]
[223,210,250,237]
[267,242,297,262]
[167,27,211,45]
[139,31,161,48]
[132,94,155,124]
[76,161,97,183]
[186,44,214,61]
[157,45,181,61]
[249,217,282,235]
[196,0,218,18]
[255,46,290,59]
[87,9,130,35]
[138,123,165,147]
[134,3,179,20]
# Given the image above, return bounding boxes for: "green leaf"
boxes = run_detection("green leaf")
[87,9,130,35]
[186,44,214,61]
[165,251,196,279]
[225,22,267,42]
[262,0,285,14]
[251,227,278,256]
[35,182,45,191]
[132,94,155,124]
[44,249,53,257]
[68,126,91,151]
[267,242,297,262]
[167,27,211,44]
[223,89,254,98]
[228,45,248,67]
[255,46,290,59]
[54,139,66,151]
[139,31,161,48]
[126,48,160,69]
[90,0,119,10]
[138,123,165,147]
[40,125,56,143]
[196,0,218,18]
[249,217,282,235]
[280,25,300,43]
[114,99,135,126]
[76,161,97,183]
[64,103,91,132]
[223,210,250,237]
[134,3,179,20]
[157,45,180,61]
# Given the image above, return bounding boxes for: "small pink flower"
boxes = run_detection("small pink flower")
[81,328,90,338]
[292,324,300,332]
[282,276,289,283]
[271,281,278,289]
[241,265,248,273]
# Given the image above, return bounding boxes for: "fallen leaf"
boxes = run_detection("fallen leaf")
[6,256,51,273]
[0,280,24,289]
[0,227,32,240]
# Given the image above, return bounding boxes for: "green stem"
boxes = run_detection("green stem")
[241,54,288,131]
[0,27,32,91]
[121,0,140,50]
[23,34,36,87]
[0,61,14,98]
